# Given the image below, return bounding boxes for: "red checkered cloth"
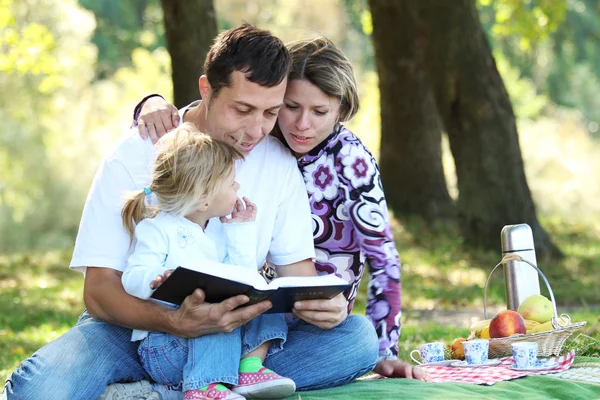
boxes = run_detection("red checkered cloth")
[421,350,575,385]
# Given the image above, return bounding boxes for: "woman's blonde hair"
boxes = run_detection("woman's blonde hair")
[286,36,359,123]
[121,122,243,240]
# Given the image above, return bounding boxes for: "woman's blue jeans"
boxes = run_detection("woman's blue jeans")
[139,314,287,391]
[4,311,379,399]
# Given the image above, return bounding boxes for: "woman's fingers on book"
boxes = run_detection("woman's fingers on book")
[292,309,341,329]
[293,295,348,329]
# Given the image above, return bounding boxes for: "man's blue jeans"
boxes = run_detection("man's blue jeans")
[4,311,378,399]
[139,314,287,391]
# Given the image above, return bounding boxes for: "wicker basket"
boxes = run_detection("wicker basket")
[481,253,586,358]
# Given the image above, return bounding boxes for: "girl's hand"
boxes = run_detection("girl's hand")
[150,269,174,289]
[220,197,257,224]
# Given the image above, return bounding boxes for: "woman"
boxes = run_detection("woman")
[137,36,421,380]
[274,37,402,364]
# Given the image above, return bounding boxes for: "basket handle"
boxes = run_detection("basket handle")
[483,253,569,329]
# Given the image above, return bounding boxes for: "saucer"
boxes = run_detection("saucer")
[450,359,501,368]
[508,361,559,371]
[420,360,454,367]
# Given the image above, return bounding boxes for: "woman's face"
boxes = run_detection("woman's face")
[277,79,341,157]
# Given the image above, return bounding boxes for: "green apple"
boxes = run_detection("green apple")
[517,294,554,323]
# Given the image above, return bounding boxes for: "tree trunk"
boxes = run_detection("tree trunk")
[368,0,454,221]
[417,0,560,258]
[160,0,217,107]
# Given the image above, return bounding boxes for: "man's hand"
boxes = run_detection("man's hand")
[170,288,272,338]
[220,197,257,224]
[84,267,271,338]
[374,359,427,381]
[292,292,348,329]
[138,96,179,143]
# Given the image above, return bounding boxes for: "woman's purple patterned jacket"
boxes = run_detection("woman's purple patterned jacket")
[296,125,402,359]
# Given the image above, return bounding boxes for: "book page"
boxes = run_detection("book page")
[267,274,349,290]
[180,259,269,290]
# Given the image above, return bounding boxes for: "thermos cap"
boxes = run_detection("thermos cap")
[501,223,535,252]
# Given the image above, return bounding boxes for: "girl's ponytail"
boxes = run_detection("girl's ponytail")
[121,190,148,243]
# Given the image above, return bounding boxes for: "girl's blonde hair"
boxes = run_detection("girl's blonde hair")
[286,36,359,123]
[121,122,243,240]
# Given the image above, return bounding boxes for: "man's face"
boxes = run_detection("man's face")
[201,71,287,154]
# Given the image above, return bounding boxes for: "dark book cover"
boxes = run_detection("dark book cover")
[151,266,350,313]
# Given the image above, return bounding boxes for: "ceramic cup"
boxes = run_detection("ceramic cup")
[410,341,445,364]
[462,339,490,365]
[512,342,538,368]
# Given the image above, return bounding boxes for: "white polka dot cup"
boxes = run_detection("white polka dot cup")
[512,342,538,369]
[410,341,445,365]
[462,339,490,365]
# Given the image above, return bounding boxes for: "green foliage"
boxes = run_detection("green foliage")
[77,0,164,79]
[480,0,600,132]
[495,52,548,119]
[478,0,566,51]
[0,0,172,252]
[0,0,97,250]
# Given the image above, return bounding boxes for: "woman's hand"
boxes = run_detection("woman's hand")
[220,197,257,224]
[374,359,427,381]
[138,96,180,143]
[292,292,348,329]
[150,269,174,289]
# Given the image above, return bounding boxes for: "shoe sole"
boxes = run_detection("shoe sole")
[233,380,296,399]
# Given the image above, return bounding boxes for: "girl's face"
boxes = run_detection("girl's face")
[277,79,341,157]
[207,167,240,218]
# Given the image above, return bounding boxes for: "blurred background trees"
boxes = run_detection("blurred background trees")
[1,0,599,257]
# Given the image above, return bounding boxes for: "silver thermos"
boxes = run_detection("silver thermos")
[501,224,541,310]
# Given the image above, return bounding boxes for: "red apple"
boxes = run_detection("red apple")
[489,310,527,338]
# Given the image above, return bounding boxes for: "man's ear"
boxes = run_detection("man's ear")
[199,75,211,101]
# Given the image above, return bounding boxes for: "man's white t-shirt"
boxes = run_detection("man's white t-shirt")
[70,108,315,274]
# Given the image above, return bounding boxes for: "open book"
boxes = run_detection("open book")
[150,261,350,313]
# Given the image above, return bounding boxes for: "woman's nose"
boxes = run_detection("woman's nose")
[295,113,310,130]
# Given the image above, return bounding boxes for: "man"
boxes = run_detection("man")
[4,24,379,400]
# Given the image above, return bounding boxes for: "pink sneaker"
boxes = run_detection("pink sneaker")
[184,383,245,400]
[232,368,296,399]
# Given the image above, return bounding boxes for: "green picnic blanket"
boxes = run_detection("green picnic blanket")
[284,357,600,400]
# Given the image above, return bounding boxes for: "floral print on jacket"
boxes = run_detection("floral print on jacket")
[296,125,402,359]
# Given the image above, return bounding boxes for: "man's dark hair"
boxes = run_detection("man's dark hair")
[204,24,291,98]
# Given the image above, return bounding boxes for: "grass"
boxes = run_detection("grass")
[1,219,599,384]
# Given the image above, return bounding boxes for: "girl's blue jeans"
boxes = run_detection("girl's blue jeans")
[4,311,379,399]
[139,313,287,391]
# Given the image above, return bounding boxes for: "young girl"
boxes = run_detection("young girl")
[120,122,296,399]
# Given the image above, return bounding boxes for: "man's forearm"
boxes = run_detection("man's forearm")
[84,267,177,335]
